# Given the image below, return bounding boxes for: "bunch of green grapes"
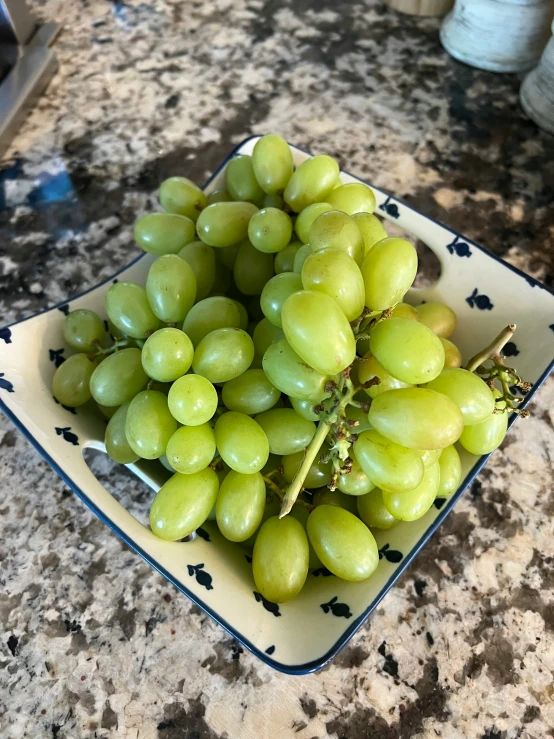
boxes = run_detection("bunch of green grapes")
[52,134,529,605]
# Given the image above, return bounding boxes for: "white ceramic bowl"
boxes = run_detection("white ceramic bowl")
[1,137,553,674]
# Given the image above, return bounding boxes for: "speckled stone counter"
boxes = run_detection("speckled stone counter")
[1,2,553,738]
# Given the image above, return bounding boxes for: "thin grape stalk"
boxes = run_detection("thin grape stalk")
[279,322,532,518]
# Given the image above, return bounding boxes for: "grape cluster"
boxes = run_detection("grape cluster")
[52,134,530,605]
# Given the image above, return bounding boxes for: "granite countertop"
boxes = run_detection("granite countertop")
[1,1,554,738]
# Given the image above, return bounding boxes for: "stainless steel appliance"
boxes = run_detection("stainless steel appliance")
[0,0,60,158]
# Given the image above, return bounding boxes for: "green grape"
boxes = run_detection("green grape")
[233,300,249,330]
[182,296,241,347]
[361,237,418,310]
[282,443,332,488]
[90,348,148,406]
[260,272,303,327]
[262,339,331,402]
[369,388,464,450]
[295,202,334,244]
[344,403,372,432]
[263,193,284,209]
[354,429,424,493]
[159,177,208,222]
[290,396,319,421]
[391,303,419,321]
[426,368,495,425]
[52,353,97,407]
[281,290,356,376]
[274,241,302,274]
[441,338,462,369]
[134,213,196,255]
[193,328,254,383]
[357,488,398,530]
[337,457,375,496]
[292,244,312,273]
[241,498,281,549]
[248,208,292,254]
[222,369,280,414]
[98,403,118,419]
[141,328,194,382]
[313,488,358,514]
[416,302,457,339]
[225,155,265,204]
[146,254,197,324]
[352,213,387,255]
[459,389,508,455]
[168,374,218,425]
[307,505,379,581]
[208,263,231,297]
[106,282,160,339]
[178,241,216,301]
[253,318,285,363]
[255,408,316,455]
[217,244,240,271]
[63,309,105,352]
[234,239,275,295]
[308,211,364,265]
[359,353,412,399]
[216,470,266,542]
[252,134,294,195]
[207,189,231,204]
[125,390,177,459]
[214,411,269,473]
[165,423,216,474]
[382,461,440,521]
[261,453,282,475]
[418,448,442,468]
[160,454,175,472]
[196,202,258,247]
[437,445,462,497]
[284,155,339,212]
[301,248,365,321]
[369,318,445,384]
[150,468,219,540]
[327,182,376,215]
[253,516,309,603]
[289,505,323,570]
[105,403,139,464]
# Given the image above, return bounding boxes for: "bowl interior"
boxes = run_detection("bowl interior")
[1,137,553,674]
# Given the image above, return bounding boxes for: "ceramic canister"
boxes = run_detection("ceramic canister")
[440,0,554,73]
[520,20,554,133]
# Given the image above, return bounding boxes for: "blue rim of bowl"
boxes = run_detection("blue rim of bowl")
[1,135,553,675]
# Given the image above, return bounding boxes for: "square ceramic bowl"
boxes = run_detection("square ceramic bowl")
[1,137,554,674]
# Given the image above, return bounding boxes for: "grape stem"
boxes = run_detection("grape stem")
[279,378,362,518]
[465,324,516,372]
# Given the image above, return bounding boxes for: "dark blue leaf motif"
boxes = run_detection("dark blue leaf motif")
[446,236,472,258]
[0,327,12,344]
[320,596,352,619]
[509,383,531,397]
[379,196,399,219]
[187,563,213,590]
[378,543,403,563]
[265,645,275,655]
[253,591,281,617]
[196,527,210,542]
[113,278,119,284]
[0,373,14,393]
[502,342,519,358]
[434,497,447,510]
[466,288,493,311]
[312,567,333,577]
[549,324,554,332]
[52,396,77,414]
[49,348,66,368]
[55,427,79,445]
[58,304,70,316]
[244,554,253,563]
